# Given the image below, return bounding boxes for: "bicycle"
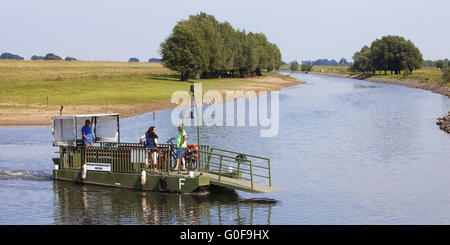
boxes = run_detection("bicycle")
[166,137,198,171]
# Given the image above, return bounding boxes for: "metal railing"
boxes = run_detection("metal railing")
[209,147,272,187]
[57,142,272,190]
[195,147,272,189]
[60,145,174,174]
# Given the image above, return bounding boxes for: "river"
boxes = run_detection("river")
[1,72,450,224]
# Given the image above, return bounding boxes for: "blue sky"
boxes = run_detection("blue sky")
[1,0,449,62]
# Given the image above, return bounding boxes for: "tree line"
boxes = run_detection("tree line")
[351,35,423,75]
[0,52,24,60]
[302,58,351,66]
[423,59,450,69]
[1,52,163,63]
[0,52,77,61]
[160,12,282,81]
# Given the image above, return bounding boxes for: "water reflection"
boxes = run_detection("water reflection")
[53,181,276,225]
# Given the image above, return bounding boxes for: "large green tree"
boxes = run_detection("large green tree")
[160,23,203,81]
[160,12,282,80]
[351,35,423,75]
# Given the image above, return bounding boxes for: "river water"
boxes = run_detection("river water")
[1,73,450,224]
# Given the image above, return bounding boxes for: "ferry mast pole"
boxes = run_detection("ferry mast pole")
[190,84,200,147]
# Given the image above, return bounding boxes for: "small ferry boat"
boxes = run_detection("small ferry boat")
[51,113,278,194]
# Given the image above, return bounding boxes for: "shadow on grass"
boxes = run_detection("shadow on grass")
[146,74,180,82]
[147,75,198,84]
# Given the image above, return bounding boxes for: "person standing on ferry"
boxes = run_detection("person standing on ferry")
[81,120,94,147]
[140,126,159,164]
[173,124,187,171]
[140,126,159,148]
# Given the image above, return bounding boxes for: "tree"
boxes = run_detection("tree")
[351,35,423,75]
[368,35,422,75]
[402,40,423,73]
[437,60,446,69]
[160,22,203,81]
[243,33,259,76]
[159,12,282,80]
[218,21,238,76]
[31,55,44,60]
[65,57,77,61]
[267,43,282,72]
[352,45,372,73]
[128,57,139,62]
[338,58,349,66]
[0,52,24,60]
[148,58,162,62]
[234,30,252,78]
[289,60,299,71]
[369,38,390,74]
[44,53,62,60]
[301,63,313,72]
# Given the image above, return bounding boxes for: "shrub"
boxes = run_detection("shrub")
[443,67,450,83]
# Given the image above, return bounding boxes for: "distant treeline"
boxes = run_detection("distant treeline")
[423,59,450,69]
[0,52,77,61]
[0,52,24,60]
[302,58,352,66]
[1,52,163,63]
[160,12,282,81]
[128,58,162,62]
[350,35,423,75]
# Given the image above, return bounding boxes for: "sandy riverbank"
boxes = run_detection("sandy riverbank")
[0,75,302,126]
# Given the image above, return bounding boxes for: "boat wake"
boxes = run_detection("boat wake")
[0,170,52,181]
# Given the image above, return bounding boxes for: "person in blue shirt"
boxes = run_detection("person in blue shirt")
[139,126,159,165]
[81,120,94,146]
[139,126,159,149]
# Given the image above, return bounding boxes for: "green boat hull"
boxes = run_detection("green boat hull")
[52,169,210,193]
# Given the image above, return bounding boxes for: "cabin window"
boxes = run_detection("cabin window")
[95,115,118,141]
[53,118,76,146]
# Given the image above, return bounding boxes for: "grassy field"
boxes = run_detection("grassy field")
[0,60,299,124]
[0,60,178,106]
[0,60,300,106]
